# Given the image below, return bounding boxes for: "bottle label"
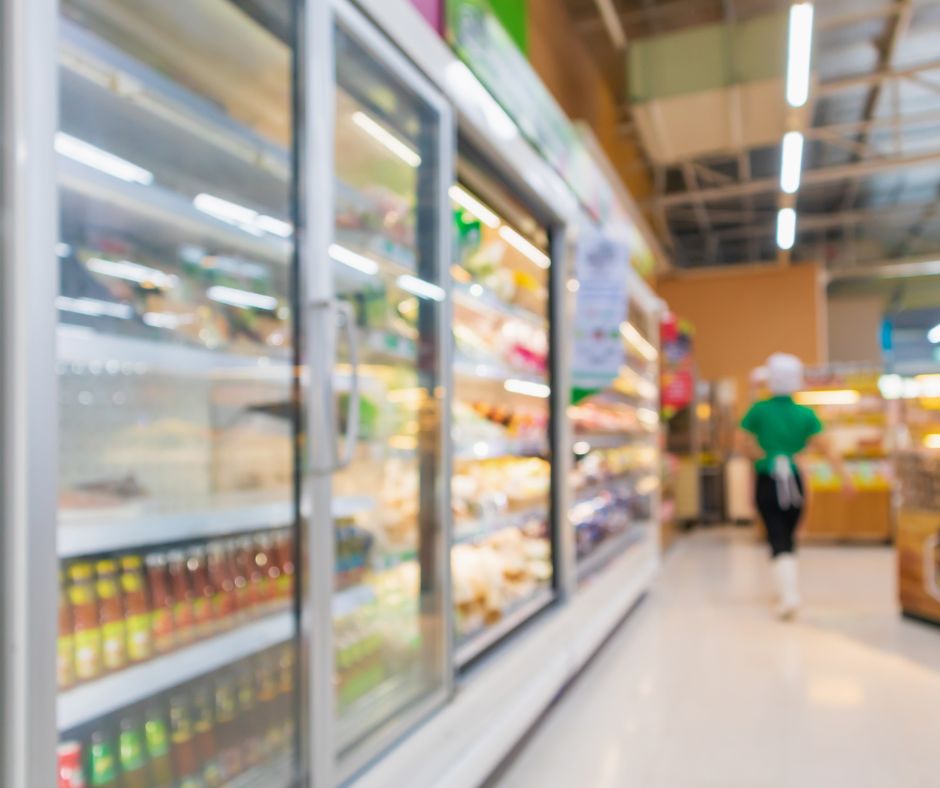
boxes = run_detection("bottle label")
[152,608,175,651]
[74,628,102,680]
[126,613,153,662]
[58,634,75,688]
[119,730,146,771]
[101,620,127,671]
[145,719,170,758]
[90,747,117,782]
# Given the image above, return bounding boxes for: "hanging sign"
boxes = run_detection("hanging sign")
[571,228,630,395]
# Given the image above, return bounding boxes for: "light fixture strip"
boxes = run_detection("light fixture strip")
[450,185,501,228]
[499,225,551,269]
[777,208,797,250]
[351,111,422,168]
[780,131,805,194]
[786,3,815,108]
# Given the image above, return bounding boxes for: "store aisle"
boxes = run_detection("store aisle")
[495,527,940,788]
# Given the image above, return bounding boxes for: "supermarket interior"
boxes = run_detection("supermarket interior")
[4,0,940,786]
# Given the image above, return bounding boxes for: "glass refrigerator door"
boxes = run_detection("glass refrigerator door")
[330,13,449,767]
[450,161,555,666]
[55,2,302,785]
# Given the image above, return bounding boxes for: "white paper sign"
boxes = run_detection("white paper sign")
[572,229,630,390]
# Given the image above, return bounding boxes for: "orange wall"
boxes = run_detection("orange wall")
[656,264,827,410]
[526,0,652,202]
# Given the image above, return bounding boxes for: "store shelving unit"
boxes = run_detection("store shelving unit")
[570,294,661,580]
[450,161,555,666]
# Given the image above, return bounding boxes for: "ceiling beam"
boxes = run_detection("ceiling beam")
[827,253,940,281]
[656,148,940,207]
[593,0,627,49]
[818,58,940,95]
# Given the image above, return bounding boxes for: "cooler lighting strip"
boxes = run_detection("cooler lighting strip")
[55,132,154,185]
[621,322,658,362]
[450,185,500,228]
[499,225,551,269]
[86,258,179,290]
[193,193,294,239]
[352,111,422,168]
[207,285,278,312]
[794,389,860,406]
[504,378,551,399]
[329,243,379,276]
[397,274,446,302]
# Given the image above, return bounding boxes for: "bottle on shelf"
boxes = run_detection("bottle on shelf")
[192,682,223,786]
[214,671,242,780]
[167,550,196,646]
[187,545,217,639]
[117,714,149,788]
[58,571,76,690]
[207,540,237,625]
[144,703,175,788]
[57,741,86,788]
[86,728,119,788]
[230,537,254,617]
[68,561,103,683]
[120,554,153,664]
[95,559,128,673]
[274,529,296,604]
[236,663,262,769]
[169,692,200,788]
[145,552,177,655]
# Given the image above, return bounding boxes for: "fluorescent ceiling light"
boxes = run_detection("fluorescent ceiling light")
[794,389,860,406]
[499,225,550,269]
[207,285,278,312]
[397,274,446,302]
[55,132,154,185]
[786,2,815,108]
[86,257,179,290]
[780,131,805,194]
[928,324,940,344]
[777,208,797,250]
[450,185,500,228]
[352,111,422,168]
[56,295,133,320]
[193,193,293,238]
[621,322,658,362]
[504,378,551,399]
[329,244,379,276]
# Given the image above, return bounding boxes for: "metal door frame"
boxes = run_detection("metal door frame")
[303,0,455,784]
[2,0,60,786]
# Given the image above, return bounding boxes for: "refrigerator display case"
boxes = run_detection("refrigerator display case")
[54,0,302,785]
[570,293,661,579]
[450,151,556,666]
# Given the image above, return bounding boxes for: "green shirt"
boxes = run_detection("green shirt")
[740,395,823,474]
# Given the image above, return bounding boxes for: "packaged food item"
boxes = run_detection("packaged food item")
[192,683,222,786]
[169,693,200,787]
[207,540,237,626]
[119,555,153,664]
[144,704,174,788]
[58,572,76,689]
[118,715,148,788]
[57,741,85,788]
[86,729,119,788]
[145,552,176,655]
[95,559,127,673]
[68,562,103,682]
[167,550,196,645]
[187,546,216,638]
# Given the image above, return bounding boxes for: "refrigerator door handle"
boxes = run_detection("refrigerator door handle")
[310,297,360,474]
[335,298,360,470]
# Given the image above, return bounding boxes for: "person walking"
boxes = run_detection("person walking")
[737,353,851,619]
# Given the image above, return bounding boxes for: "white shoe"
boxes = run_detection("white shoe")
[772,554,800,620]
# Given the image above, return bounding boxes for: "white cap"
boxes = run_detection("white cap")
[766,353,804,395]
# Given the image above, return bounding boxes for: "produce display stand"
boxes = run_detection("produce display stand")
[795,368,894,543]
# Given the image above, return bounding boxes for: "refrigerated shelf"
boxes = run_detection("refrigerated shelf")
[576,524,649,582]
[58,611,294,730]
[453,504,548,546]
[60,495,373,557]
[456,586,554,667]
[453,281,546,327]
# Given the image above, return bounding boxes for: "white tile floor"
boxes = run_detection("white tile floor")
[495,527,940,788]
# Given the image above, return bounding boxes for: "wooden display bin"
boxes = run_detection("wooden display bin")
[800,487,893,543]
[897,509,940,625]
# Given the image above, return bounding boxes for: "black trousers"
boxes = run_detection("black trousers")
[755,472,804,557]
